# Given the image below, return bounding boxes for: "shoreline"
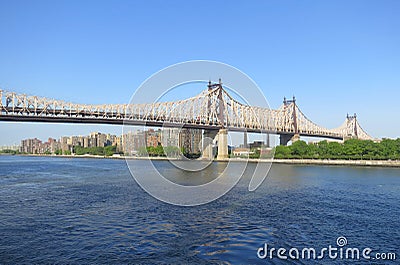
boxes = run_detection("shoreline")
[271,158,400,168]
[4,154,400,168]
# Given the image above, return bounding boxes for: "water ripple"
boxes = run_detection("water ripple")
[0,156,399,264]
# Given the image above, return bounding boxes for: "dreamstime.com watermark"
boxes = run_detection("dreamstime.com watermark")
[257,236,396,261]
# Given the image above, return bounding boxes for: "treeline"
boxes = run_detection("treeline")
[53,145,121,156]
[137,145,201,158]
[275,139,400,160]
[73,145,120,156]
[0,149,20,155]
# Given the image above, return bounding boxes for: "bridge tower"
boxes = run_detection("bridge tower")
[216,79,228,160]
[202,79,228,160]
[202,81,218,160]
[279,96,300,145]
[202,79,229,160]
[343,113,359,140]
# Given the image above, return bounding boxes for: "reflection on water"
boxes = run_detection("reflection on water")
[0,156,399,264]
[153,160,228,186]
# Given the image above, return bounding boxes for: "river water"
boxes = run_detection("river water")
[0,156,399,264]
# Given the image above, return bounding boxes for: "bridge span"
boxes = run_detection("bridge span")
[0,81,373,159]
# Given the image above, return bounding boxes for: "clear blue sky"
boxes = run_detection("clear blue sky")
[1,0,399,145]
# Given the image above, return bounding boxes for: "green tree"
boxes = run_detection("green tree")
[270,138,400,160]
[317,140,329,158]
[343,139,363,159]
[274,145,291,159]
[137,146,148,157]
[104,145,117,156]
[290,140,309,158]
[63,150,71,155]
[164,146,180,157]
[327,142,343,159]
[54,149,62,155]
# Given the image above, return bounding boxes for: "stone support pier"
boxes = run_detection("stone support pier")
[217,129,228,160]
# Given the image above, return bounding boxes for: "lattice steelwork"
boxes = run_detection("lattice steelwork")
[0,85,373,140]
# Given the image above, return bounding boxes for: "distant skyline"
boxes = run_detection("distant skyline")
[2,128,272,149]
[1,0,399,145]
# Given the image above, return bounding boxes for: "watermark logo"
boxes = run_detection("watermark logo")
[336,236,347,247]
[257,236,396,261]
[123,60,275,206]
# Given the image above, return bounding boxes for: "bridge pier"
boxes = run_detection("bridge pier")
[280,134,292,146]
[217,129,228,160]
[279,133,300,146]
[202,130,218,160]
[201,129,229,160]
[292,133,300,143]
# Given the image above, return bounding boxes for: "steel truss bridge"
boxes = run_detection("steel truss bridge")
[0,81,373,146]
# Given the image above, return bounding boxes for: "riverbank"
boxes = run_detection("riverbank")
[219,158,400,167]
[271,158,400,168]
[10,153,180,161]
[6,154,400,168]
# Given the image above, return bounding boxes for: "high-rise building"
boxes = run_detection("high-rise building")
[161,128,180,148]
[179,128,202,154]
[113,136,122,152]
[17,129,192,155]
[121,130,146,155]
[146,129,161,147]
[48,138,60,153]
[20,138,42,154]
[60,136,70,152]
